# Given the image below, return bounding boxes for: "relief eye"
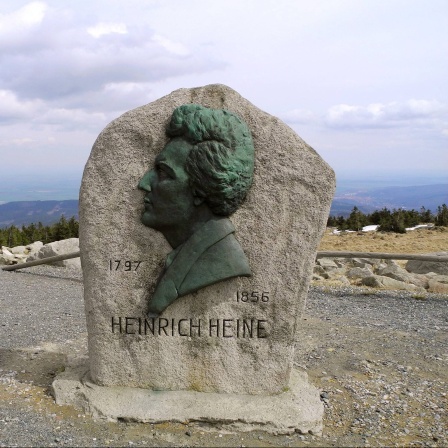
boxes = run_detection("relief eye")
[156,165,170,180]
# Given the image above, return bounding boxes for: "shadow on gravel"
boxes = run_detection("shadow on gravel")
[12,270,83,283]
[0,348,66,388]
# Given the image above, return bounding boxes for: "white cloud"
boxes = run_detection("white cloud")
[0,4,222,107]
[0,0,446,180]
[37,107,109,131]
[12,138,34,145]
[87,22,127,38]
[152,34,189,56]
[0,89,44,121]
[280,108,318,124]
[325,100,448,129]
[0,1,47,33]
[406,99,446,117]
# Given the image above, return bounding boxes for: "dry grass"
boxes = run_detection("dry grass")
[318,226,448,254]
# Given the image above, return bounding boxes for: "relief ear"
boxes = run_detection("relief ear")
[192,188,206,206]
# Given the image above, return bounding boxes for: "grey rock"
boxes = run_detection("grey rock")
[317,258,338,270]
[352,258,380,268]
[313,265,329,279]
[427,279,448,294]
[79,84,335,395]
[53,366,324,435]
[346,267,373,279]
[25,241,44,255]
[11,245,27,255]
[361,275,424,292]
[377,264,427,288]
[326,273,350,285]
[332,259,346,268]
[27,239,81,269]
[312,274,325,281]
[352,262,370,269]
[377,264,405,278]
[1,245,29,265]
[406,252,448,275]
[333,258,350,266]
[1,247,14,257]
[426,273,448,284]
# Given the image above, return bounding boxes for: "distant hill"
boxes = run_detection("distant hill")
[1,183,447,227]
[330,184,448,217]
[0,200,78,228]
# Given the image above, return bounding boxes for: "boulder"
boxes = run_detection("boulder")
[313,265,329,279]
[0,247,16,265]
[25,241,44,255]
[428,274,448,284]
[312,274,325,281]
[351,258,380,268]
[71,84,334,432]
[326,273,350,286]
[377,263,428,288]
[362,275,424,292]
[27,238,81,269]
[317,258,339,271]
[406,252,448,276]
[79,84,336,395]
[346,267,374,280]
[1,247,11,255]
[427,280,448,294]
[332,259,347,268]
[11,245,27,255]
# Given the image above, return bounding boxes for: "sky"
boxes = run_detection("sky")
[1,0,447,192]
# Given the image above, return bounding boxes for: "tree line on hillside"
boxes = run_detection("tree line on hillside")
[1,204,447,247]
[328,204,448,233]
[0,215,79,248]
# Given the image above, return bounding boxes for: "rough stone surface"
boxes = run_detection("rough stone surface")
[428,273,448,283]
[406,252,448,275]
[79,84,335,394]
[0,247,28,265]
[27,238,81,269]
[428,279,448,294]
[316,258,338,270]
[377,263,427,288]
[351,257,380,267]
[346,267,373,279]
[0,247,15,264]
[313,265,329,279]
[311,257,448,293]
[326,274,350,286]
[10,245,27,255]
[25,241,44,255]
[52,364,323,435]
[361,275,424,292]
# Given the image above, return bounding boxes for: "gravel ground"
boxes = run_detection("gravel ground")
[0,266,447,447]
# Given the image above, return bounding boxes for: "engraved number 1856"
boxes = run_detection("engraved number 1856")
[237,291,269,303]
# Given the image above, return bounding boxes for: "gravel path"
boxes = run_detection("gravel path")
[0,266,447,447]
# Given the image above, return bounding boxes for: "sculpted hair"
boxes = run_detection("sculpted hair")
[166,104,255,216]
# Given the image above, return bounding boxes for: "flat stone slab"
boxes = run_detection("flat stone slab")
[52,364,323,435]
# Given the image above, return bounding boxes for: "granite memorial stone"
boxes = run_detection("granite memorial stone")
[53,84,336,434]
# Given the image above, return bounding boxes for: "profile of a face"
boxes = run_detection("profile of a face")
[138,104,255,316]
[138,138,197,240]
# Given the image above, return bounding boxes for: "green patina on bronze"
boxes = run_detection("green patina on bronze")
[138,104,254,316]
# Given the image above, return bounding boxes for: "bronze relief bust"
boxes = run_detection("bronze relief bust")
[139,104,254,316]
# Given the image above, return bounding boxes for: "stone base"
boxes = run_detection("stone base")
[52,362,323,435]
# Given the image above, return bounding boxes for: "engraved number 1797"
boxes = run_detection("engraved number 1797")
[109,260,142,271]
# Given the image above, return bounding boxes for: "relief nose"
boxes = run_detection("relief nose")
[138,170,152,192]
